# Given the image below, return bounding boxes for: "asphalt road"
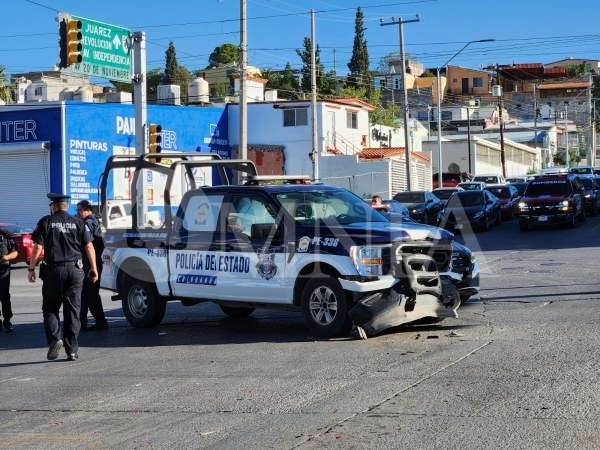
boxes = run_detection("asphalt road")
[2,216,600,449]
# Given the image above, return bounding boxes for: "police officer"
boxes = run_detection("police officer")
[76,200,108,331]
[0,232,18,333]
[28,193,98,361]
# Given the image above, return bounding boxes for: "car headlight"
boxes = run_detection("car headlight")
[350,246,384,277]
[557,200,569,211]
[411,208,423,214]
[473,210,484,219]
[518,201,528,208]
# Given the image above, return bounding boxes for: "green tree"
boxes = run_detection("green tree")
[207,43,239,69]
[164,41,192,103]
[295,37,336,97]
[346,7,371,96]
[261,64,300,99]
[0,66,12,104]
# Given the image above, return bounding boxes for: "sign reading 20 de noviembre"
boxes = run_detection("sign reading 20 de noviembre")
[60,13,132,83]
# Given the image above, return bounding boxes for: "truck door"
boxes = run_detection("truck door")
[169,191,290,303]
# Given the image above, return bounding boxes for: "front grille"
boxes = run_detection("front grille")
[528,205,559,215]
[383,241,452,274]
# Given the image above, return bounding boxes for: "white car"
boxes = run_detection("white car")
[472,174,507,185]
[457,181,487,191]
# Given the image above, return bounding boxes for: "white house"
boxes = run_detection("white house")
[227,98,433,198]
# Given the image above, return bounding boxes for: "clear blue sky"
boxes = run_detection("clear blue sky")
[4,0,600,88]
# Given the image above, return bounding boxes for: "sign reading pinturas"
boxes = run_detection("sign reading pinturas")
[58,13,132,83]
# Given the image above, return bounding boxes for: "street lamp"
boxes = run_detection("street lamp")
[436,39,495,188]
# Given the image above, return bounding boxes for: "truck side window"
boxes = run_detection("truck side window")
[229,195,275,237]
[182,194,224,232]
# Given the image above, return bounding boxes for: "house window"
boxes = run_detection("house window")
[473,77,483,88]
[34,87,43,96]
[346,111,358,129]
[283,108,308,127]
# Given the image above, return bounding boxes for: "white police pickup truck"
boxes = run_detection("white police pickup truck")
[99,154,462,337]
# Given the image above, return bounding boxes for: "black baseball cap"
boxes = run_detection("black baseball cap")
[47,193,71,204]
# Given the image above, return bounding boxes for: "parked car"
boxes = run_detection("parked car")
[432,187,464,207]
[457,181,487,191]
[440,190,501,232]
[392,190,443,225]
[0,223,43,264]
[484,184,521,220]
[506,176,531,183]
[369,199,410,222]
[569,166,595,175]
[472,174,507,185]
[517,174,585,230]
[508,181,529,196]
[432,172,473,189]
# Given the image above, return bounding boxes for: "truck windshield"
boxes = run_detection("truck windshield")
[276,189,388,225]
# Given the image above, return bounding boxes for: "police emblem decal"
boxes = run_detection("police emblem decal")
[256,247,277,280]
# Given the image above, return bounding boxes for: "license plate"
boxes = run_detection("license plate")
[537,215,547,222]
[455,224,464,229]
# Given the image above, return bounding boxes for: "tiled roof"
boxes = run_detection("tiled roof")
[356,148,431,163]
[358,147,404,159]
[538,80,589,90]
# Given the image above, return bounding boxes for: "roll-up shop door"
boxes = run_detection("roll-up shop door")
[0,142,50,228]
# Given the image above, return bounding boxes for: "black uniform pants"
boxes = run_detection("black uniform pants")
[81,272,107,327]
[41,265,84,355]
[0,272,12,324]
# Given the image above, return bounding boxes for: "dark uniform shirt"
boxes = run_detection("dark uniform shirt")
[32,211,92,263]
[0,234,16,279]
[82,214,104,272]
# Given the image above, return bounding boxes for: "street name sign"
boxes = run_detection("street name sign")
[58,13,132,83]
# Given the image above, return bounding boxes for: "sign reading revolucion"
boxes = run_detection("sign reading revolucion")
[59,13,132,83]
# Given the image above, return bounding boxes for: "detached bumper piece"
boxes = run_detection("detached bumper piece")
[349,254,460,336]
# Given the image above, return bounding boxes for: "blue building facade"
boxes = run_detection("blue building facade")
[0,101,229,227]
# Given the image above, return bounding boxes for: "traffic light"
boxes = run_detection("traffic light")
[148,124,162,160]
[59,18,82,69]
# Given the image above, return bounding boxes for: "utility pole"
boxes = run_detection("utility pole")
[310,9,318,181]
[565,101,569,168]
[239,0,248,161]
[381,15,420,191]
[585,70,596,166]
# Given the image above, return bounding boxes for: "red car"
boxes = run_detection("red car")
[484,184,521,221]
[0,223,44,265]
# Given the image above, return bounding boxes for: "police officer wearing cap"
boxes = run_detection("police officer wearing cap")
[28,193,98,362]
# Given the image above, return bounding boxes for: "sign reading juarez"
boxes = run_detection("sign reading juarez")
[59,13,132,83]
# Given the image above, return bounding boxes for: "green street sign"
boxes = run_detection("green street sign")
[59,13,132,82]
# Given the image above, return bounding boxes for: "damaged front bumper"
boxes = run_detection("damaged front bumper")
[347,253,461,336]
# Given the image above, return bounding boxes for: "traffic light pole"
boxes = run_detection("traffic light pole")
[132,31,147,157]
[132,31,148,228]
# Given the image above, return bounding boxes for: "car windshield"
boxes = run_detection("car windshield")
[448,192,484,207]
[525,180,571,196]
[433,190,456,200]
[276,189,389,225]
[473,176,499,183]
[459,183,481,190]
[394,192,425,203]
[487,188,509,198]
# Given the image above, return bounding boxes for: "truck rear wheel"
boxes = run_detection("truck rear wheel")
[301,274,351,338]
[120,275,166,328]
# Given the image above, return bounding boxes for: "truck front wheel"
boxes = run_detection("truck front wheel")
[120,275,166,328]
[301,275,351,338]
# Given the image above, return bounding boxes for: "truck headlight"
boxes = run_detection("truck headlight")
[350,246,384,277]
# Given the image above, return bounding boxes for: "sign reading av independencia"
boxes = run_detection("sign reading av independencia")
[61,13,133,83]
